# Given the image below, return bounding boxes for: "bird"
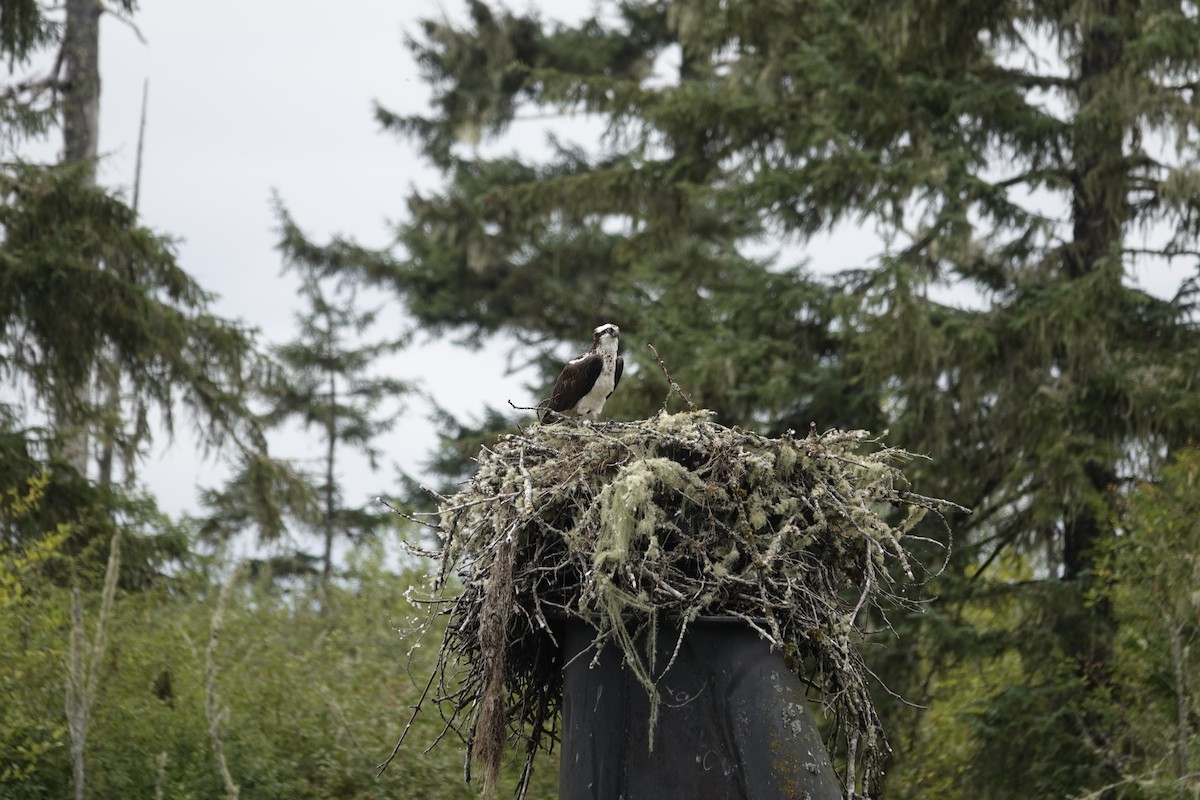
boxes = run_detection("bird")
[541,323,624,422]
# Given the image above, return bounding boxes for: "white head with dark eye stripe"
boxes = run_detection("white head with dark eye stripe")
[592,323,620,353]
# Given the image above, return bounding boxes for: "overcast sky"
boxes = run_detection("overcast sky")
[69,1,1196,523]
[90,1,599,518]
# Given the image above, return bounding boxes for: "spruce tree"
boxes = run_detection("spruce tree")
[200,204,411,582]
[0,1,262,478]
[324,0,1200,795]
[375,0,867,434]
[1103,447,1200,796]
[0,0,263,585]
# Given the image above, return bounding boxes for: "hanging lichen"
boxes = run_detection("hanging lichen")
[390,410,962,799]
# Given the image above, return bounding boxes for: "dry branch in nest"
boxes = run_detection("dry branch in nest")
[390,410,962,799]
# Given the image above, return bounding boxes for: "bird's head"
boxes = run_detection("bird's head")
[592,323,620,345]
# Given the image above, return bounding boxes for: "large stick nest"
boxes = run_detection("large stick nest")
[397,411,959,798]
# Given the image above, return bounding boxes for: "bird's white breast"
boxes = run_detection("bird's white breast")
[573,341,619,417]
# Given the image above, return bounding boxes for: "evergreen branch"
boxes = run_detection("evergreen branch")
[896,227,938,261]
[1123,246,1200,260]
[1,73,65,102]
[99,3,147,43]
[980,65,1077,91]
[990,167,1071,190]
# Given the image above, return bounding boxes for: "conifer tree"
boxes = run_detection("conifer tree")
[375,0,865,434]
[341,1,1200,795]
[0,0,62,143]
[0,1,262,505]
[198,204,411,581]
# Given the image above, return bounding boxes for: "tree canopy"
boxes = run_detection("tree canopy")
[335,0,1200,795]
[3,1,1200,798]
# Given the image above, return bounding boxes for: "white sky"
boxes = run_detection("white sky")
[92,2,594,518]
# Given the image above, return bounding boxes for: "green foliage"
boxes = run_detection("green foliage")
[271,238,409,474]
[0,2,261,483]
[1094,446,1200,797]
[370,0,875,446]
[196,449,320,548]
[0,0,50,62]
[0,473,71,601]
[0,0,142,147]
[0,123,261,590]
[0,477,69,795]
[0,3,484,798]
[274,200,411,451]
[0,161,263,461]
[0,1,59,144]
[0,417,190,589]
[341,2,1200,795]
[0,534,558,799]
[0,1,264,589]
[6,0,1200,796]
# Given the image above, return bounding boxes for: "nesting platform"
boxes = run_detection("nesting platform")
[398,411,958,798]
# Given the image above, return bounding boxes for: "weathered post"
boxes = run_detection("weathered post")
[559,616,840,800]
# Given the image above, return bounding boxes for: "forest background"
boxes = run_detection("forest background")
[3,1,1200,799]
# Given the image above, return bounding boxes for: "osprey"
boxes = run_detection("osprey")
[542,323,624,421]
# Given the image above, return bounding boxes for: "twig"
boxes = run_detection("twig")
[132,79,148,214]
[647,342,697,410]
[377,657,442,775]
[397,412,957,799]
[377,496,441,531]
[519,447,533,514]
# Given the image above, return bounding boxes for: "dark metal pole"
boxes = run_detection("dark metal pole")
[559,617,842,800]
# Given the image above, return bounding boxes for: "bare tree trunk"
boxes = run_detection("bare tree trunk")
[1165,616,1190,798]
[61,14,112,796]
[96,81,149,488]
[94,366,119,488]
[65,532,122,800]
[56,0,104,476]
[323,365,336,583]
[320,300,339,586]
[62,0,102,167]
[132,79,148,213]
[206,565,243,800]
[154,751,169,800]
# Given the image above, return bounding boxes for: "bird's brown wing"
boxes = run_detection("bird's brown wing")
[543,354,603,420]
[608,356,624,398]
